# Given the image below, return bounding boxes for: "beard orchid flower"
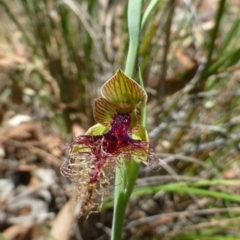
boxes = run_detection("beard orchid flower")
[61,69,159,215]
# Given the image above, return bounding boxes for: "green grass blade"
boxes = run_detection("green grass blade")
[201,0,226,79]
[141,0,161,30]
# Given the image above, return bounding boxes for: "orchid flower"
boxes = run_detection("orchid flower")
[61,69,159,215]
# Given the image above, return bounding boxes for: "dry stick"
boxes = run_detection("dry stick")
[140,152,209,210]
[156,154,209,209]
[126,207,240,230]
[168,108,195,153]
[136,175,201,187]
[5,139,61,167]
[159,153,209,167]
[166,216,240,237]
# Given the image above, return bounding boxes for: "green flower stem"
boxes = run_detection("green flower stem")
[111,1,143,240]
[124,0,143,77]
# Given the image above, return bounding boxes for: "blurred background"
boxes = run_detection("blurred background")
[1,0,240,239]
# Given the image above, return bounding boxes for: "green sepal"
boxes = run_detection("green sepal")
[131,125,149,163]
[85,123,108,135]
[132,125,148,141]
[70,144,90,155]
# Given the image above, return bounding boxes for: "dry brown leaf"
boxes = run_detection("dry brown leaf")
[72,123,85,138]
[2,224,32,240]
[50,195,78,240]
[1,123,41,143]
[222,168,238,179]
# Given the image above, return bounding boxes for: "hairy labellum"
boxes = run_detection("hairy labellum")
[61,69,160,215]
[61,113,149,214]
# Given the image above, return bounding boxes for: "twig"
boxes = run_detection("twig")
[136,175,201,187]
[4,139,61,167]
[166,216,240,237]
[126,207,240,230]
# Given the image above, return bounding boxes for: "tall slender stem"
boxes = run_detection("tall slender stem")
[111,1,143,239]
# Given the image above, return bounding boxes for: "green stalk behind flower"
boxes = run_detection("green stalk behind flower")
[111,1,143,240]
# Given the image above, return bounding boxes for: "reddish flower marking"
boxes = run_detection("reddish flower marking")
[61,113,150,215]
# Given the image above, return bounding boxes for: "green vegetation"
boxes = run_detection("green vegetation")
[1,0,240,239]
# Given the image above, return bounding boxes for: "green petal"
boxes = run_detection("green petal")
[70,124,108,156]
[132,125,148,141]
[85,123,108,135]
[101,69,147,114]
[132,149,148,163]
[94,98,116,127]
[131,125,149,163]
[71,144,90,155]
